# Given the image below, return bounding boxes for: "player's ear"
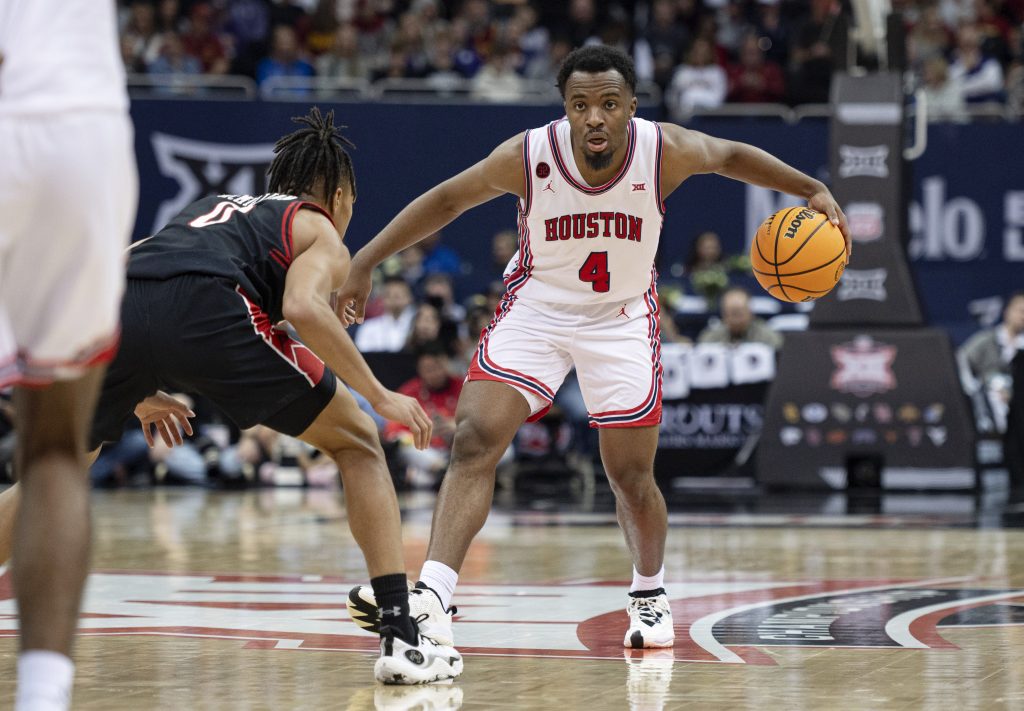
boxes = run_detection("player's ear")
[629,95,638,118]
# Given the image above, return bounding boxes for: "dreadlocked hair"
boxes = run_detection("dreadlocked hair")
[267,106,356,203]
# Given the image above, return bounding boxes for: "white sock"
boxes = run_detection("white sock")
[16,650,74,711]
[630,565,665,593]
[419,560,458,610]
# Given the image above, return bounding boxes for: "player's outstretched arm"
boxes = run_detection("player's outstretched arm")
[659,123,851,261]
[283,211,433,449]
[339,133,527,323]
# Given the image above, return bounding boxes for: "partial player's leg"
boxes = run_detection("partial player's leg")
[599,426,673,648]
[573,291,673,648]
[0,482,17,564]
[347,380,529,648]
[291,385,463,684]
[12,368,106,709]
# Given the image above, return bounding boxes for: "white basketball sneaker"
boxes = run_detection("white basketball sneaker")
[373,624,463,685]
[624,589,675,649]
[349,581,456,646]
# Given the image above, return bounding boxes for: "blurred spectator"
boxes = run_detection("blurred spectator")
[636,0,690,88]
[257,24,316,87]
[424,29,463,91]
[715,1,749,55]
[491,229,519,276]
[753,1,792,67]
[147,33,203,77]
[224,0,273,76]
[306,0,341,55]
[405,301,445,353]
[421,231,462,277]
[563,0,601,48]
[458,0,495,59]
[683,230,750,300]
[908,5,955,67]
[384,342,463,488]
[958,291,1024,429]
[698,286,784,348]
[788,0,845,104]
[510,4,551,77]
[394,11,432,77]
[156,0,184,35]
[471,42,525,102]
[949,23,1006,103]
[121,0,165,71]
[667,38,727,120]
[920,55,968,121]
[727,33,786,103]
[355,276,415,352]
[316,23,369,80]
[423,272,467,324]
[373,38,414,81]
[182,3,230,75]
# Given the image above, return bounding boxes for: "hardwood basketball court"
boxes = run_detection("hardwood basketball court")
[1,487,1022,710]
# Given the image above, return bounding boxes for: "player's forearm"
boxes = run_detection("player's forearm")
[288,302,388,404]
[718,142,825,199]
[354,188,461,270]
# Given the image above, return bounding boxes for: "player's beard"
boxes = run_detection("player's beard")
[582,148,615,171]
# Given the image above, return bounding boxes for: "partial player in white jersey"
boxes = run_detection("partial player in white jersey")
[0,1,137,709]
[339,46,851,655]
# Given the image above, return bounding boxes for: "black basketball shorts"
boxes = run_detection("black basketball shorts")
[89,275,337,449]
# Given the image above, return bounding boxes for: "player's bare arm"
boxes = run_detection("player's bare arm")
[340,134,526,322]
[284,209,433,449]
[658,123,852,261]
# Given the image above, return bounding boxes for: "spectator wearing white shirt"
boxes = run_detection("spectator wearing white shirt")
[949,23,1005,104]
[354,276,415,352]
[667,38,727,121]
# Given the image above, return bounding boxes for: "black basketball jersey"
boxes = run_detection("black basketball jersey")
[127,193,332,322]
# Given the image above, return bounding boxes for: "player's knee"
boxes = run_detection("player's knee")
[320,413,384,465]
[450,418,506,470]
[605,465,656,503]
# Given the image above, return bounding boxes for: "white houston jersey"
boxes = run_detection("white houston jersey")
[0,0,127,116]
[504,117,666,304]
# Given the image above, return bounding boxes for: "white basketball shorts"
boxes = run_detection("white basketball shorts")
[467,287,663,428]
[0,111,137,387]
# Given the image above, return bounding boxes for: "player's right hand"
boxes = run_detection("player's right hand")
[372,392,433,450]
[335,261,373,325]
[134,391,195,448]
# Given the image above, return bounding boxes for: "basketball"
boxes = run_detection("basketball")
[750,207,847,303]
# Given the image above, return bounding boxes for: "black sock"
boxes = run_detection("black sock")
[371,573,417,645]
[629,587,666,599]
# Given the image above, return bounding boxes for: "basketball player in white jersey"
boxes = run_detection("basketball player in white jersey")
[341,46,850,654]
[0,0,137,708]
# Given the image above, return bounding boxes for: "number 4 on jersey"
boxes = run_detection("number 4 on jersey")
[579,252,610,293]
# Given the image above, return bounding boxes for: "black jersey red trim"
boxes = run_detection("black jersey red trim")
[547,118,636,196]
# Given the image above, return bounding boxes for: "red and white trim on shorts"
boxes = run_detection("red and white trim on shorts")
[587,273,663,429]
[466,295,555,422]
[235,287,325,387]
[0,330,121,390]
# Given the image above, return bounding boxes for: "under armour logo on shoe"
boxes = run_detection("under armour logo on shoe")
[381,606,404,617]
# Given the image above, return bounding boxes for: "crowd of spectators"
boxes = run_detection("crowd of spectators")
[118,0,1024,116]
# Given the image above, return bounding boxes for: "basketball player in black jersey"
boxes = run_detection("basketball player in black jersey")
[0,108,462,685]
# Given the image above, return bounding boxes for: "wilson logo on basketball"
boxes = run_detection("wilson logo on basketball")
[783,209,818,239]
[1,570,1018,665]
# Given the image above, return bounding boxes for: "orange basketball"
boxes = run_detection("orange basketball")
[750,207,847,303]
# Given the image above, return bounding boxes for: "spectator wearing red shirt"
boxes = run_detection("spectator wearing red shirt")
[384,342,463,488]
[182,3,230,74]
[727,33,786,103]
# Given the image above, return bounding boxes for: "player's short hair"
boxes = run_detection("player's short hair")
[557,45,637,98]
[267,106,356,203]
[382,275,411,290]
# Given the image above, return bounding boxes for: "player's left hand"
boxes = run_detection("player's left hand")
[135,391,196,448]
[372,391,433,450]
[338,301,358,328]
[808,190,851,264]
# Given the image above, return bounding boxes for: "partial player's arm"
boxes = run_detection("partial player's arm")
[340,133,527,322]
[283,210,433,448]
[659,123,851,260]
